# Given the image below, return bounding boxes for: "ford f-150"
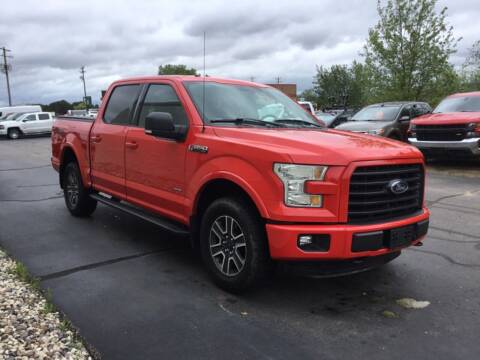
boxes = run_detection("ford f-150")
[51,76,430,292]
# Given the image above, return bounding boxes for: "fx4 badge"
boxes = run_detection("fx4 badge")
[188,144,209,154]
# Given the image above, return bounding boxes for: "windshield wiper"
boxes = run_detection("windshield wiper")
[274,119,323,128]
[209,118,283,127]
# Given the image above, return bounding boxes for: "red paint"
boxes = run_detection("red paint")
[52,76,429,261]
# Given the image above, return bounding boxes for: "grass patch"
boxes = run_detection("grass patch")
[8,261,41,291]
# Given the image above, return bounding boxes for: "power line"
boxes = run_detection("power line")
[1,47,13,106]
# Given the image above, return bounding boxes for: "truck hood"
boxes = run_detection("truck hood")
[212,127,421,166]
[0,120,19,126]
[412,112,480,125]
[335,121,389,132]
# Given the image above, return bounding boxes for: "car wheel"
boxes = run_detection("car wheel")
[7,128,20,140]
[63,162,97,217]
[200,197,271,292]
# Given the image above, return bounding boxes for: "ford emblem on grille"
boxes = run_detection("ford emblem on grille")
[387,179,409,194]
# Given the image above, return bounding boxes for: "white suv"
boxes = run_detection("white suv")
[0,112,55,139]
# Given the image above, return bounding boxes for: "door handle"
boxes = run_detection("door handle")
[125,141,138,149]
[90,135,102,143]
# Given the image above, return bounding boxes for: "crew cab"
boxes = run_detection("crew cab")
[0,111,54,139]
[336,102,431,141]
[409,92,480,159]
[51,76,430,292]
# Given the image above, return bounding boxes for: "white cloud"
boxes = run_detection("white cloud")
[0,0,478,106]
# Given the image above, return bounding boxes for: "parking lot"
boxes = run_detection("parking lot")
[0,136,479,359]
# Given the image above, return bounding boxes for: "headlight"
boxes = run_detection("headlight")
[274,163,328,207]
[0,125,4,130]
[367,128,384,135]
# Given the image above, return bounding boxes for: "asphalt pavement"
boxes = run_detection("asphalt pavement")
[1,136,479,360]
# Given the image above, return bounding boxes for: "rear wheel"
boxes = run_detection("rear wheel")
[63,162,97,217]
[7,128,20,140]
[200,197,271,292]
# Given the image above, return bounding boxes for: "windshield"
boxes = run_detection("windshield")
[433,96,480,113]
[0,112,26,121]
[351,106,400,121]
[184,81,321,127]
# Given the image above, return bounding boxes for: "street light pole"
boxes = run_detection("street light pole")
[1,47,12,106]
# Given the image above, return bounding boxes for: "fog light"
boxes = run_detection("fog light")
[297,234,331,252]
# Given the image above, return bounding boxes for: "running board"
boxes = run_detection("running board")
[90,193,190,236]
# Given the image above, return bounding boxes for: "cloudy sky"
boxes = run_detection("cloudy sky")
[0,0,479,106]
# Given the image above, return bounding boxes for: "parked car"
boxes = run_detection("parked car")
[335,102,431,141]
[52,76,429,292]
[0,112,54,139]
[0,105,42,119]
[408,92,480,159]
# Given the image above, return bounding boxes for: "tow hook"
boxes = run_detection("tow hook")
[414,241,423,247]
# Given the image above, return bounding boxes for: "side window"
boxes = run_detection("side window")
[137,84,188,128]
[25,114,37,121]
[38,113,50,120]
[399,106,411,119]
[103,85,140,125]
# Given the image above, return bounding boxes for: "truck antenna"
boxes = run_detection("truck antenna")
[202,31,206,133]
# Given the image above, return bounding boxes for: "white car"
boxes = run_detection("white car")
[0,112,55,139]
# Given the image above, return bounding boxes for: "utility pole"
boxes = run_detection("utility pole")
[79,66,88,110]
[275,76,281,84]
[1,47,13,106]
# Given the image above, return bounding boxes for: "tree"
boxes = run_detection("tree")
[460,40,480,91]
[158,64,197,75]
[42,100,72,115]
[309,62,370,109]
[364,0,459,103]
[72,101,87,110]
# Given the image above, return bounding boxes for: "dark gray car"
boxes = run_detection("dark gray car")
[335,102,431,141]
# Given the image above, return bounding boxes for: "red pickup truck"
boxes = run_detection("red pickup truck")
[52,76,429,291]
[408,91,480,159]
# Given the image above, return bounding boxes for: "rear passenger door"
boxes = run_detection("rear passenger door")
[37,113,53,133]
[124,82,190,223]
[90,84,141,199]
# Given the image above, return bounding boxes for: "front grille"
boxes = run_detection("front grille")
[416,124,467,141]
[348,164,424,224]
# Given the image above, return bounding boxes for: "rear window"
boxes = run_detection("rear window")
[434,96,480,113]
[103,85,140,125]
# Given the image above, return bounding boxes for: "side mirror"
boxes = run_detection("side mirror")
[145,112,185,140]
[399,115,410,122]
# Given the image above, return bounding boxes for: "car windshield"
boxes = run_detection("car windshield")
[0,112,26,121]
[184,81,322,127]
[433,96,480,113]
[351,106,400,121]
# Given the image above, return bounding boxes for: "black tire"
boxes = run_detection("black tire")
[200,197,271,292]
[7,128,21,140]
[62,162,97,217]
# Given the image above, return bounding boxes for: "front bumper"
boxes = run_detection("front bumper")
[266,207,429,260]
[408,137,480,156]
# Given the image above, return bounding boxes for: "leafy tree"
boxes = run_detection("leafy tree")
[364,0,459,103]
[309,62,370,109]
[72,101,87,110]
[460,40,480,91]
[158,64,197,75]
[43,100,72,115]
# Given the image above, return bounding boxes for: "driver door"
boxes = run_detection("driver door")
[20,114,38,134]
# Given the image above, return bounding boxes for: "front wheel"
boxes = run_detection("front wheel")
[7,128,21,139]
[63,162,97,217]
[200,197,271,292]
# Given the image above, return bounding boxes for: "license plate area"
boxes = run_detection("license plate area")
[387,225,417,249]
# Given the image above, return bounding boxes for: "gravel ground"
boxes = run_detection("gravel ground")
[0,250,91,360]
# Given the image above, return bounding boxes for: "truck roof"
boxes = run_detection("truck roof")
[111,75,268,88]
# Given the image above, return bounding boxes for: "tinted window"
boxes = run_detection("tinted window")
[103,85,140,125]
[38,113,50,120]
[433,96,480,113]
[138,84,188,128]
[25,114,36,121]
